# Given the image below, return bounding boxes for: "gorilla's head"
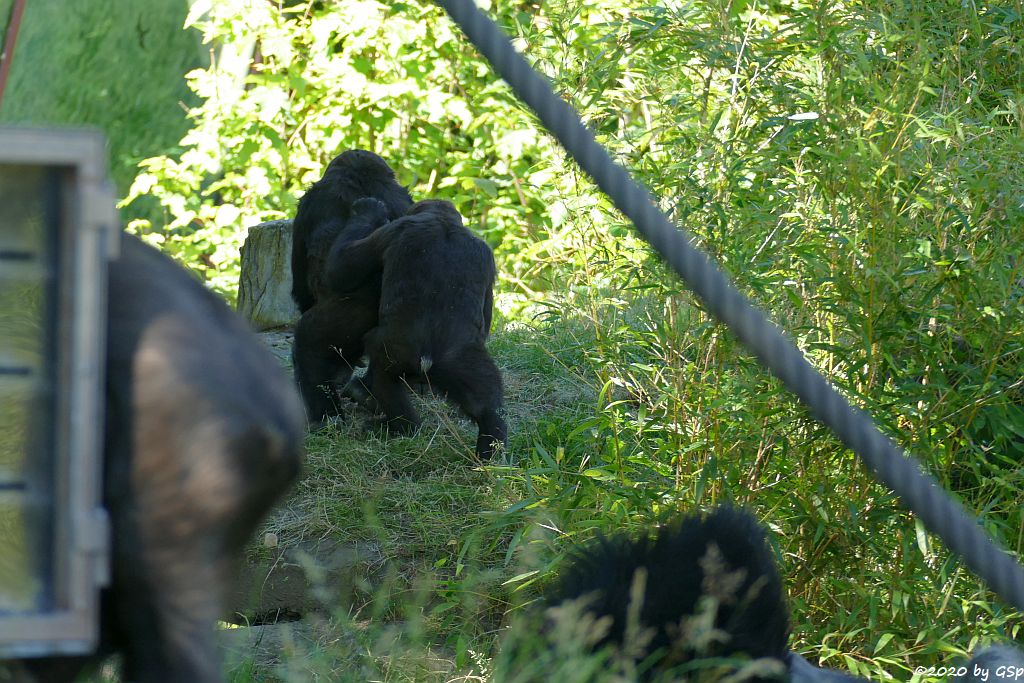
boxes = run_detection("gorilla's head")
[327,148,396,178]
[322,149,411,219]
[407,198,458,216]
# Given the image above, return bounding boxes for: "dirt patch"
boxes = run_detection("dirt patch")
[258,327,294,367]
[229,536,381,625]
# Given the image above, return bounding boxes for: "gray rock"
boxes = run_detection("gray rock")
[228,538,381,624]
[237,220,300,331]
[219,621,323,671]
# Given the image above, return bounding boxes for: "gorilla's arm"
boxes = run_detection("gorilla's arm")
[482,286,494,337]
[325,206,405,293]
[342,197,392,243]
[325,226,393,292]
[290,199,317,312]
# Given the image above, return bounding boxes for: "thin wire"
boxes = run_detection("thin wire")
[434,0,1024,612]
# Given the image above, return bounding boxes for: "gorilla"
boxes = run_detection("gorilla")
[13,234,305,683]
[541,507,864,682]
[543,506,792,682]
[290,149,413,313]
[326,199,507,460]
[540,507,1024,681]
[290,150,413,423]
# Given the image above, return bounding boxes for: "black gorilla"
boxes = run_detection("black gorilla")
[17,234,305,683]
[546,506,791,682]
[290,149,413,313]
[326,199,507,460]
[544,507,1024,681]
[544,507,866,682]
[290,150,413,422]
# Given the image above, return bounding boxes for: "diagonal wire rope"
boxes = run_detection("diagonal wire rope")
[434,0,1024,612]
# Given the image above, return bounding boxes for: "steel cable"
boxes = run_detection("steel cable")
[435,0,1024,611]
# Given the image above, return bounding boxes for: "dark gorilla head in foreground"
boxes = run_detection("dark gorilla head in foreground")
[545,506,791,682]
[530,507,868,682]
[533,507,1023,682]
[12,234,305,683]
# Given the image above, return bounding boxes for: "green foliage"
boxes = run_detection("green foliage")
[17,0,1023,680]
[128,0,1023,678]
[482,1,1024,678]
[122,0,565,299]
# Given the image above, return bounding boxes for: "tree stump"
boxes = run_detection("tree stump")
[237,219,300,331]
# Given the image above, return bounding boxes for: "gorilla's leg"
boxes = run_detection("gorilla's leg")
[361,329,420,435]
[293,296,375,424]
[338,367,374,408]
[430,345,507,459]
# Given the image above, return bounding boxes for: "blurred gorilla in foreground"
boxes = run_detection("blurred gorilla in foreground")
[326,199,507,459]
[290,150,413,424]
[541,507,801,682]
[535,507,1024,682]
[15,234,305,683]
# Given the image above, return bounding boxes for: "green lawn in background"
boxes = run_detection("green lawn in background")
[4,1,1023,681]
[0,0,203,192]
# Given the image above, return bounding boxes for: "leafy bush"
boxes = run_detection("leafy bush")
[122,0,575,298]
[116,0,1023,679]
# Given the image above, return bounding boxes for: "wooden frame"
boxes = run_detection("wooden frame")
[0,127,116,657]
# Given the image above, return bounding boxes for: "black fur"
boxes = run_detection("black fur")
[20,235,305,683]
[954,647,1024,683]
[544,507,903,681]
[547,506,790,681]
[290,150,413,423]
[290,149,412,312]
[328,199,507,459]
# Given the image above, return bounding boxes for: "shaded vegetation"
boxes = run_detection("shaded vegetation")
[5,0,1024,681]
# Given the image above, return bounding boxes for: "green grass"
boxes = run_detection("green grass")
[231,293,1023,681]
[234,326,595,682]
[0,0,203,192]
[7,1,1024,681]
